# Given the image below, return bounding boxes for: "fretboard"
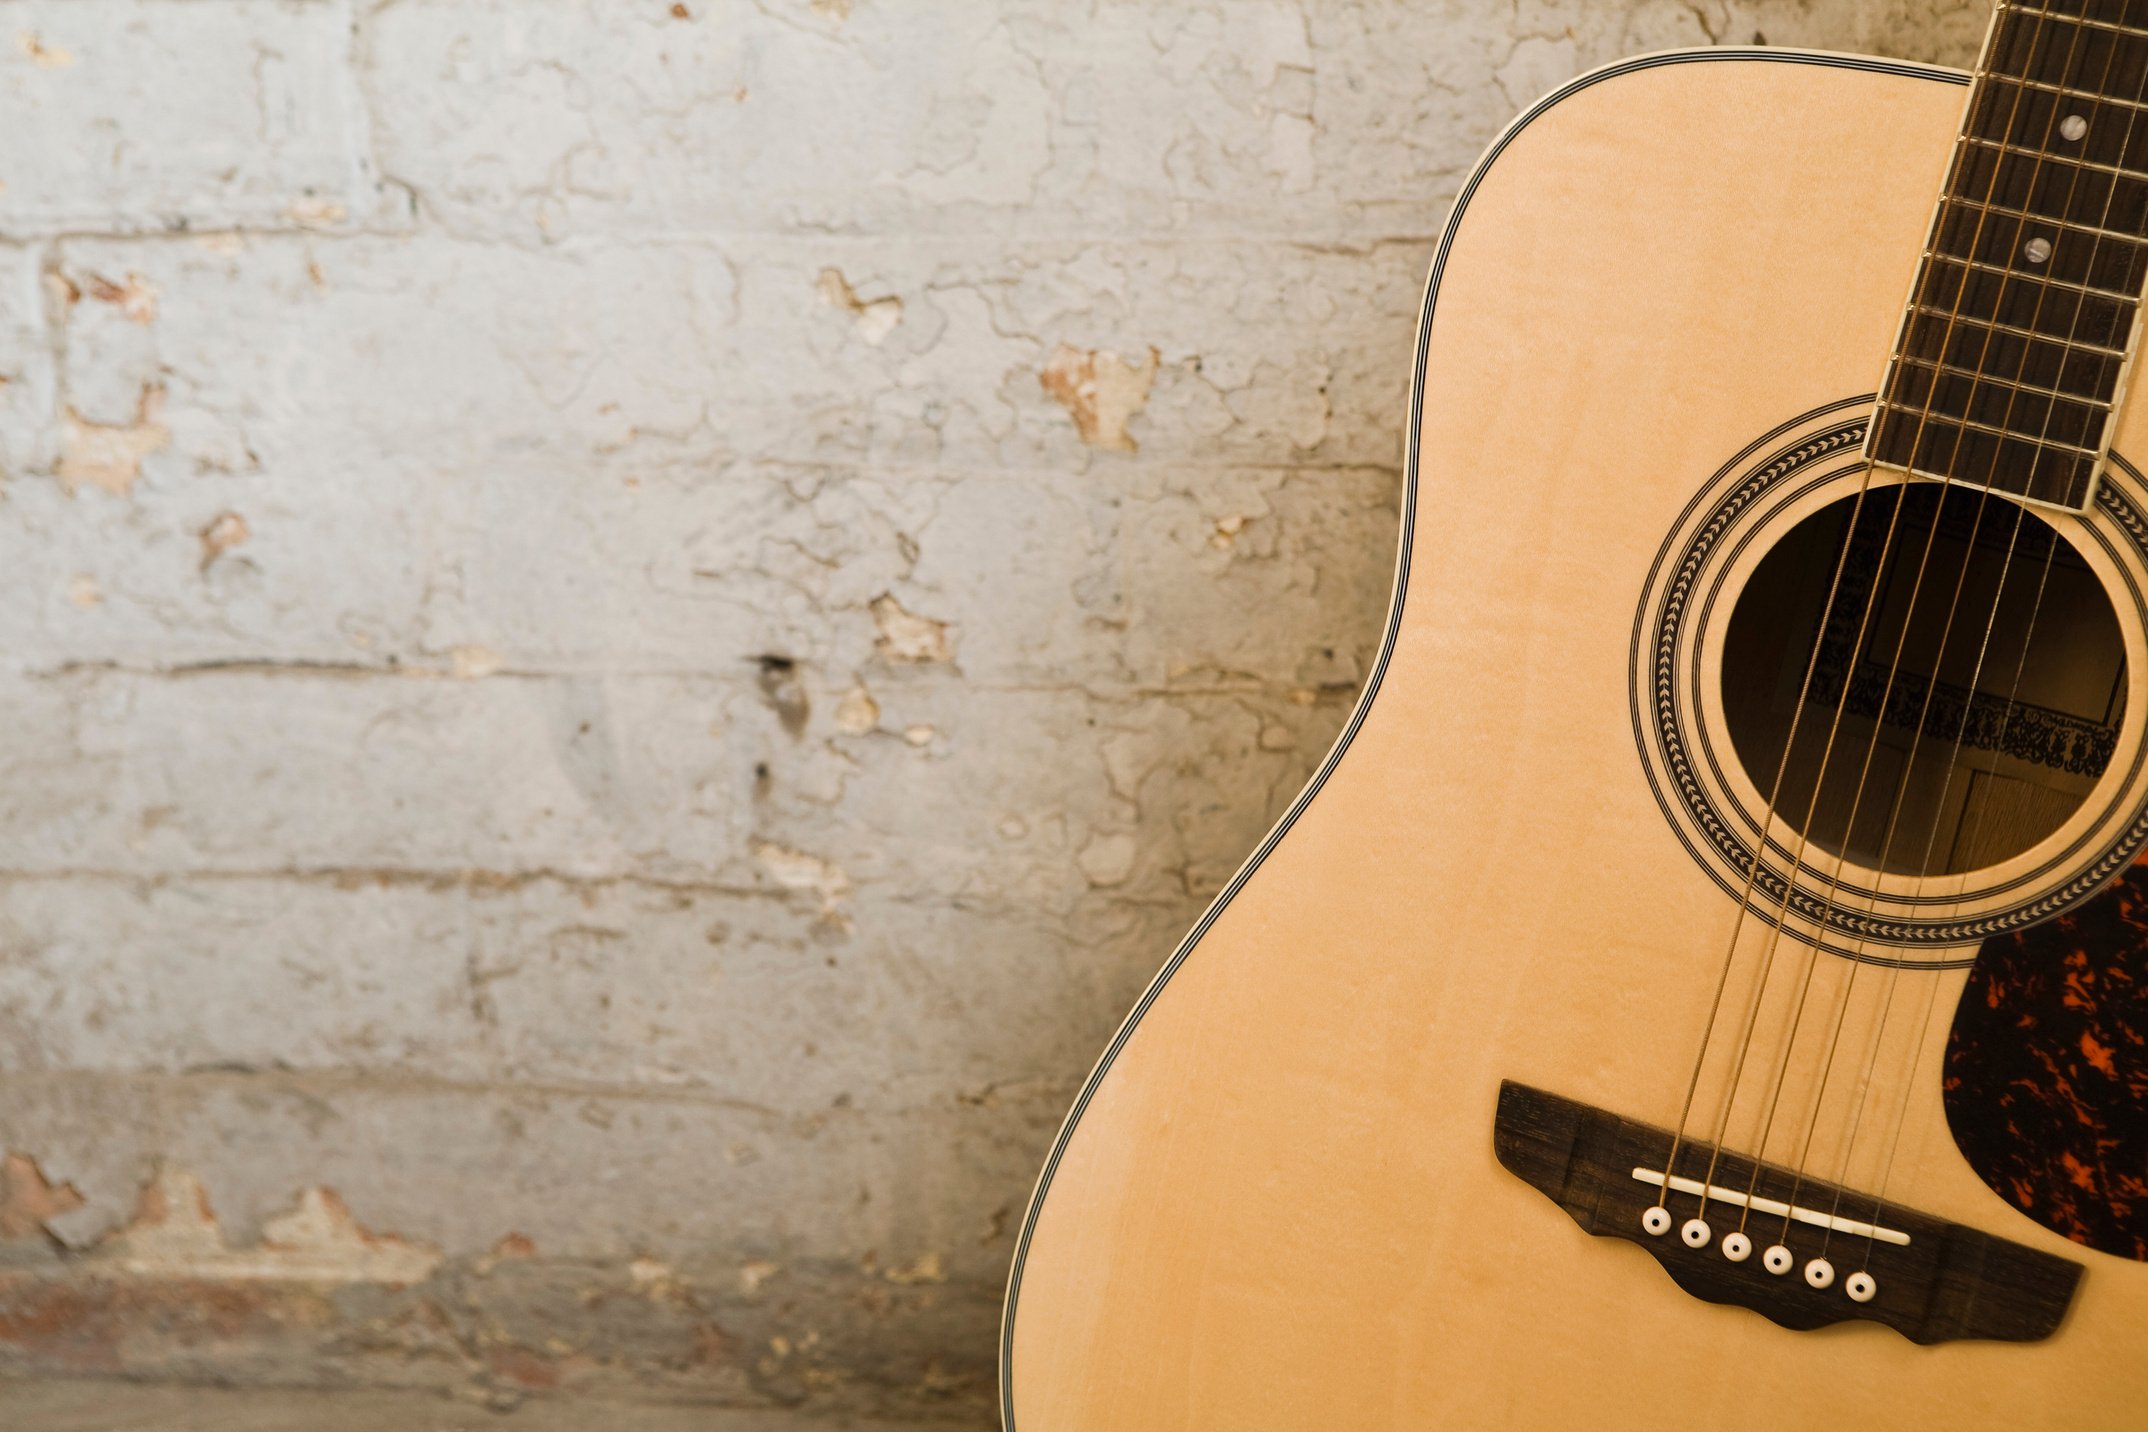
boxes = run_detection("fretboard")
[1869,1,2148,511]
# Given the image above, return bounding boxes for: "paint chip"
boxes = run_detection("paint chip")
[903,724,934,747]
[1040,343,1160,452]
[58,387,168,495]
[752,840,852,905]
[85,270,158,323]
[198,510,250,572]
[816,268,903,346]
[0,1152,85,1240]
[869,594,953,663]
[104,1165,442,1284]
[16,31,74,67]
[884,1250,945,1285]
[287,196,347,228]
[67,575,101,609]
[630,1256,692,1303]
[833,685,880,735]
[739,1259,782,1294]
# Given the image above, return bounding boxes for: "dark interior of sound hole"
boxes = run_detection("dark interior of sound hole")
[1722,484,2127,876]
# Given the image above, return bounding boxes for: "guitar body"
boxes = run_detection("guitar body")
[1003,51,2148,1432]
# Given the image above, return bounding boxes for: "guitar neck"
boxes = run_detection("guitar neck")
[1869,0,2148,511]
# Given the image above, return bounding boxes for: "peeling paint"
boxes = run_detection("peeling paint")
[83,270,158,323]
[197,511,251,572]
[0,0,1985,1417]
[882,1251,945,1285]
[57,386,168,495]
[833,685,880,735]
[1040,343,1160,452]
[0,1153,86,1240]
[751,840,851,906]
[103,1166,441,1285]
[869,594,953,664]
[286,196,347,227]
[15,31,74,67]
[816,267,902,346]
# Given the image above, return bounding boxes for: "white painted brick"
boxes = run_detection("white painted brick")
[362,1,1986,246]
[0,1069,1045,1266]
[0,241,50,474]
[0,874,1153,1113]
[0,0,388,236]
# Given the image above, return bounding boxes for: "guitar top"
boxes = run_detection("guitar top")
[1004,7,2148,1429]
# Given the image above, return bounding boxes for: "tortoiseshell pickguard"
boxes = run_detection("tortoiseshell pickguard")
[1944,861,2148,1260]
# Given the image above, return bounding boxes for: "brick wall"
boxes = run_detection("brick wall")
[0,0,1986,1419]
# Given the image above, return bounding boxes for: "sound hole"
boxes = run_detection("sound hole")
[1721,483,2127,876]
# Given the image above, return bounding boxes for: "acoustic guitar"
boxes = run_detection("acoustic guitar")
[1001,7,2148,1429]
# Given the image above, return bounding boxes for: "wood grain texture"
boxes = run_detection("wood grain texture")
[1002,50,2148,1432]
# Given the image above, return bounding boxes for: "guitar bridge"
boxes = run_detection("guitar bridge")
[1492,1081,2081,1343]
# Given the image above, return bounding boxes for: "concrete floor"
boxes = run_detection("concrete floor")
[0,1380,989,1432]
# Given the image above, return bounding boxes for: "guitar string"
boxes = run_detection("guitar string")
[1783,0,2101,1256]
[1848,10,2148,1269]
[1646,469,1888,1214]
[1675,0,2062,1232]
[1653,1,2036,1213]
[1794,2,2136,1260]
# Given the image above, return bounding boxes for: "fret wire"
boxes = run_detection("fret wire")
[1937,192,2148,246]
[1997,4,2148,42]
[1962,134,2148,183]
[1890,353,2109,408]
[1874,401,2103,456]
[1996,75,2148,115]
[1921,249,2138,301]
[1906,301,2130,356]
[1949,150,2148,239]
[1880,368,2109,446]
[1997,0,2148,498]
[1870,1,2142,512]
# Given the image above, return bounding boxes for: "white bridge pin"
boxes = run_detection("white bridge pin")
[1721,1231,1752,1263]
[1805,1257,1836,1290]
[1762,1245,1795,1275]
[1680,1218,1712,1249]
[1641,1205,1673,1237]
[1846,1270,1878,1304]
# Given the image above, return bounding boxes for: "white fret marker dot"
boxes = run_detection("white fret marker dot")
[2062,115,2089,142]
[2025,237,2054,264]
